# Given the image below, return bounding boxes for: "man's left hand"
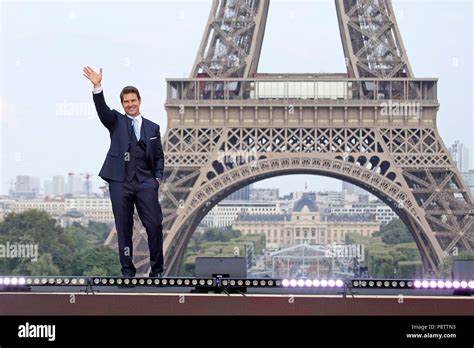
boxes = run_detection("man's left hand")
[156,178,161,186]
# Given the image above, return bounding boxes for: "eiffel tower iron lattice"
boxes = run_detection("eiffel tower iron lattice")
[104,0,474,276]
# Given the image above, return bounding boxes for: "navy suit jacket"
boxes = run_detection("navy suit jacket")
[93,91,165,183]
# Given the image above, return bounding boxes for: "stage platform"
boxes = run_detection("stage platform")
[1,290,473,316]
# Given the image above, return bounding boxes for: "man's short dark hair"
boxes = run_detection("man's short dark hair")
[120,86,141,102]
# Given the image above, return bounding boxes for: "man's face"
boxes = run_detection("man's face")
[121,93,141,116]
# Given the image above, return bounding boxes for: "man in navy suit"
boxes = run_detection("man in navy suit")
[83,66,164,278]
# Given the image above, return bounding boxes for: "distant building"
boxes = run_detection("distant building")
[52,175,65,196]
[201,200,287,228]
[342,182,367,195]
[8,197,113,223]
[233,193,380,250]
[250,188,279,201]
[44,179,53,197]
[449,140,470,173]
[58,209,89,227]
[330,201,397,225]
[315,191,343,204]
[461,170,474,193]
[66,173,84,196]
[225,185,252,201]
[10,175,40,199]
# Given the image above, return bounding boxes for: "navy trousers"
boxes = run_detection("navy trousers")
[108,176,163,276]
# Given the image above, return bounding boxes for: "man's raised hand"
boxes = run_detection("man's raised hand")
[83,66,103,88]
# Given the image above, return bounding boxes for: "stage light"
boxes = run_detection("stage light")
[297,279,305,287]
[460,281,468,289]
[335,279,344,288]
[445,280,452,288]
[468,281,474,289]
[282,279,290,287]
[453,281,460,289]
[305,279,312,287]
[421,280,429,288]
[429,280,437,288]
[289,279,297,287]
[321,279,328,287]
[328,279,336,287]
[437,280,445,288]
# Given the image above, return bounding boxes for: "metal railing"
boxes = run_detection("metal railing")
[166,77,438,103]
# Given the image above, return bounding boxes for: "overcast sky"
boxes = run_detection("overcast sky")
[1,0,473,195]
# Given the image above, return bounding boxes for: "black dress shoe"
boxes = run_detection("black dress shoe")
[149,272,163,278]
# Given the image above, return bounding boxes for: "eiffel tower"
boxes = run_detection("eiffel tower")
[105,0,474,276]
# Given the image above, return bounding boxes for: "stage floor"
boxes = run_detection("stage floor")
[1,290,473,316]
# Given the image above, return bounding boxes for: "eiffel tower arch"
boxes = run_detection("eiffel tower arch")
[105,0,474,276]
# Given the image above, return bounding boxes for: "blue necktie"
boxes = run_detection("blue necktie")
[132,118,140,142]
